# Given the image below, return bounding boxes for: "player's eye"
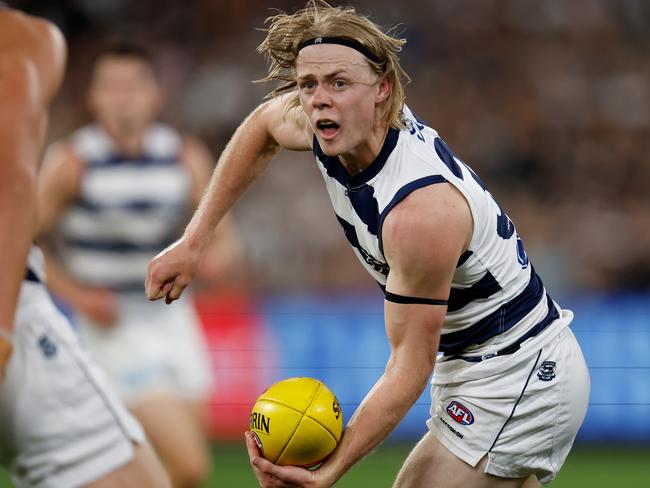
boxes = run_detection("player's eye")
[300,80,316,91]
[333,79,347,89]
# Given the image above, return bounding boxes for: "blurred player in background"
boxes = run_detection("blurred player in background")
[36,42,232,488]
[146,1,590,487]
[0,7,170,488]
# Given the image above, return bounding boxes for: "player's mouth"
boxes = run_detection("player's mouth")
[316,119,340,140]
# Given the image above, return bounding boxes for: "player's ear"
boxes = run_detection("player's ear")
[376,74,391,104]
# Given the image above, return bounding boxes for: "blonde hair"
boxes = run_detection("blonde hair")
[257,0,410,129]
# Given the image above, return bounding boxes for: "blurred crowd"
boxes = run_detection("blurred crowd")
[12,0,650,295]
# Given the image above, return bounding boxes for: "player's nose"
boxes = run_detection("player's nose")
[311,84,331,109]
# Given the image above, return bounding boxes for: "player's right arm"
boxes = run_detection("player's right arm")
[146,93,312,303]
[0,10,66,376]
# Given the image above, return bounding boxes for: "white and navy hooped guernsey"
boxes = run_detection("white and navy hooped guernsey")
[313,106,561,359]
[55,123,191,293]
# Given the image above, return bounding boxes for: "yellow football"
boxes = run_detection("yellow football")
[249,377,343,467]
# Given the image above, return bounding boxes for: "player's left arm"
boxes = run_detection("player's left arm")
[246,183,473,488]
[179,135,244,286]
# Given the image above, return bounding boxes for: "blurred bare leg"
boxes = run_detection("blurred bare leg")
[86,442,171,488]
[130,391,211,488]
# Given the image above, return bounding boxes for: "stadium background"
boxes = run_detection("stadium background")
[3,0,649,486]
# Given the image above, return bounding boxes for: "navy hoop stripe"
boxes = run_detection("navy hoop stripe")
[63,236,176,254]
[444,294,558,362]
[447,270,502,313]
[438,268,546,354]
[86,155,177,168]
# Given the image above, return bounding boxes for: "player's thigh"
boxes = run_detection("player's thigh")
[86,442,170,488]
[393,432,538,488]
[129,391,211,475]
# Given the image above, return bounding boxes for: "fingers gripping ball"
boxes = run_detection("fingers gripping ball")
[250,377,343,467]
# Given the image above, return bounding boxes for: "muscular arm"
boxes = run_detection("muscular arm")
[321,183,472,484]
[146,93,312,301]
[248,183,473,487]
[0,11,66,331]
[180,135,245,287]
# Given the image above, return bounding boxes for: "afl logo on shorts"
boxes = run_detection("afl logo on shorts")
[446,401,475,425]
[537,361,557,381]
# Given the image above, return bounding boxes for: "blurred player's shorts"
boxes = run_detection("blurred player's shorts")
[77,292,213,404]
[0,280,145,488]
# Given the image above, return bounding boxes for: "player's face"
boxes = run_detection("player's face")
[87,56,161,136]
[297,44,389,163]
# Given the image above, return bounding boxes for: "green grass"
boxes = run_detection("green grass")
[1,443,649,486]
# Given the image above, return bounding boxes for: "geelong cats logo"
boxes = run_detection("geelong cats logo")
[537,361,557,381]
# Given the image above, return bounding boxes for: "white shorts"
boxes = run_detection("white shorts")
[0,280,145,488]
[77,293,213,405]
[427,317,590,484]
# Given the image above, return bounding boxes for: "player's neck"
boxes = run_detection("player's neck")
[339,124,389,175]
[102,124,146,156]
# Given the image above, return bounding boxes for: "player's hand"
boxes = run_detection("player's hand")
[74,287,118,327]
[245,432,334,488]
[145,237,200,304]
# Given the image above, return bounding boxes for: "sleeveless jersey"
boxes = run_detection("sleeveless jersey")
[55,123,191,292]
[313,106,563,357]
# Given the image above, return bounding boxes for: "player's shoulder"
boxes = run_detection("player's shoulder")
[0,9,63,62]
[0,10,65,104]
[257,92,312,151]
[384,184,470,235]
[382,183,472,267]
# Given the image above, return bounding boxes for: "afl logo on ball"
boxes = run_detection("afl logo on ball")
[446,401,475,425]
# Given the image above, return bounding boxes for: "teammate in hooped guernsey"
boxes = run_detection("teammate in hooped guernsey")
[37,43,226,488]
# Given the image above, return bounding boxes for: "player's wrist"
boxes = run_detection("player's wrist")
[315,463,344,488]
[184,216,219,253]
